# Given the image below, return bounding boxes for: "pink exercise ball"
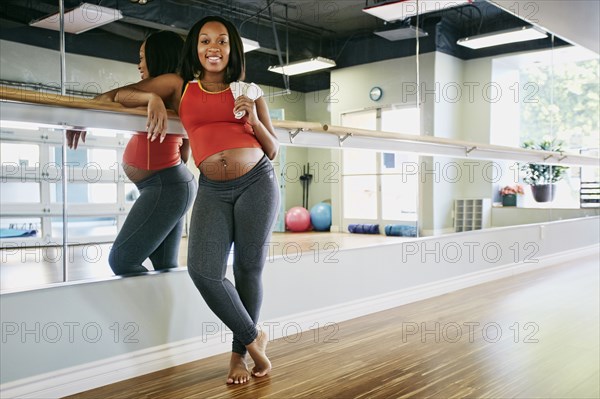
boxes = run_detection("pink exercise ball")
[285,206,311,232]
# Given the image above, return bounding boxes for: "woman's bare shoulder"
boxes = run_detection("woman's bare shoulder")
[138,73,183,89]
[132,73,184,102]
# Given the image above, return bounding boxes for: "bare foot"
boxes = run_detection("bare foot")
[246,329,271,377]
[227,353,251,384]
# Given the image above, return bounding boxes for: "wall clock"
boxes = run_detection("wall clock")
[369,86,382,101]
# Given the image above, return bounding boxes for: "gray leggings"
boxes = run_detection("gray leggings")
[187,155,279,355]
[109,162,197,275]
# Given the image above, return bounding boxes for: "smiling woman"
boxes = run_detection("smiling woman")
[106,15,280,385]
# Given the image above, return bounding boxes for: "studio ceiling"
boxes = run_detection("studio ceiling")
[0,0,565,92]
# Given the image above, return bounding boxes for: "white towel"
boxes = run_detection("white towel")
[230,81,263,119]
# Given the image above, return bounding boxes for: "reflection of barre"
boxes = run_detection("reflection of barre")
[558,155,567,162]
[543,155,553,161]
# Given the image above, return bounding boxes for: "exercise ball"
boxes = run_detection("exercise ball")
[310,202,332,231]
[285,206,311,232]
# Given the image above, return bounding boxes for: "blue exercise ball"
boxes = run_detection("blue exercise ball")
[310,203,332,231]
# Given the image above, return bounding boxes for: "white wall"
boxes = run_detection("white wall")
[0,40,139,95]
[429,53,465,234]
[306,147,337,208]
[455,58,500,203]
[262,86,306,121]
[330,54,423,125]
[305,89,332,124]
[459,57,493,142]
[492,208,600,227]
[278,146,308,210]
[432,52,463,139]
[490,59,521,148]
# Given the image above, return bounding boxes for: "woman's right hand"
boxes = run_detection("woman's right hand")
[66,130,86,149]
[147,93,168,142]
[110,74,182,141]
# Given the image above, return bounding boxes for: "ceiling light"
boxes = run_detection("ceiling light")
[242,37,260,53]
[457,26,548,49]
[268,57,336,76]
[363,0,472,22]
[29,3,123,34]
[374,25,428,41]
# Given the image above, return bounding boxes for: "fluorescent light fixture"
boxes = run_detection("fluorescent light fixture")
[457,26,548,49]
[268,57,336,76]
[241,37,260,53]
[375,25,428,41]
[30,3,123,34]
[363,0,472,22]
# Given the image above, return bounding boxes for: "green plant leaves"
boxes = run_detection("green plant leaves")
[521,139,569,185]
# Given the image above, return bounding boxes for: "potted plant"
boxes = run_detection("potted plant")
[521,139,569,202]
[500,184,524,206]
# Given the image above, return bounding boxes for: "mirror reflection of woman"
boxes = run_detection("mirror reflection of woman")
[106,16,279,385]
[69,31,197,276]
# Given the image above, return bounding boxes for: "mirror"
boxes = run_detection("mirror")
[1,1,598,292]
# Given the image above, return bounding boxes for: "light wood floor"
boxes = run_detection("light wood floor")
[0,232,407,291]
[65,251,599,399]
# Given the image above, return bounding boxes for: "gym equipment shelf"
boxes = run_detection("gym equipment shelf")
[453,199,491,233]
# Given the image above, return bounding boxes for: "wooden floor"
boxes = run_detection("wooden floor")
[65,251,600,399]
[0,232,407,292]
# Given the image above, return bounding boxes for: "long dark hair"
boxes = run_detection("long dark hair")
[180,16,245,85]
[144,31,184,77]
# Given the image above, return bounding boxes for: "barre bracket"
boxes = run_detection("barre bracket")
[288,128,302,143]
[338,133,352,147]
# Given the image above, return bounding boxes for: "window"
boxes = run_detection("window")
[0,126,128,243]
[381,107,420,135]
[519,57,599,208]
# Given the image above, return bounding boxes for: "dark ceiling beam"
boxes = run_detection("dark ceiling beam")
[176,0,335,37]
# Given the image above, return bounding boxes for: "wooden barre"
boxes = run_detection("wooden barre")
[0,85,179,119]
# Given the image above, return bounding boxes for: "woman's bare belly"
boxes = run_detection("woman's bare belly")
[199,147,264,181]
[122,163,159,183]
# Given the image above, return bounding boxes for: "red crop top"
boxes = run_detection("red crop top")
[178,81,262,166]
[122,133,183,170]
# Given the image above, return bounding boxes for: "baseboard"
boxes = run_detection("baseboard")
[2,244,597,399]
[0,330,236,399]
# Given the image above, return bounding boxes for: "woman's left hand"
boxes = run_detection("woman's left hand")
[234,95,260,127]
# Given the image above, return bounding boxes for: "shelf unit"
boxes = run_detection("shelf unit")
[454,199,491,232]
[580,181,600,208]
